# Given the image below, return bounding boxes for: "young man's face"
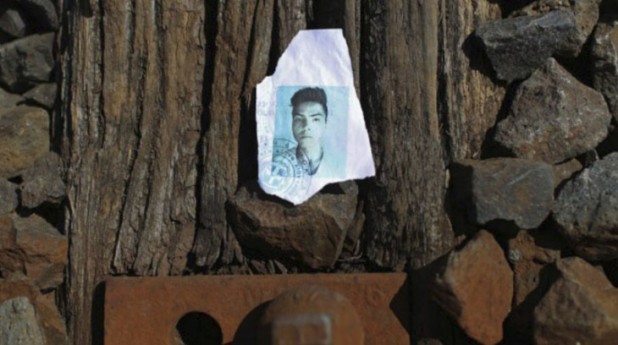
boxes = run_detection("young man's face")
[292,101,326,149]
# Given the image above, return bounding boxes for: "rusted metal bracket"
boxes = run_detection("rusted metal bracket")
[104,273,410,345]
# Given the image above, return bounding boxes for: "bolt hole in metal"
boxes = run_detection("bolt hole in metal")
[174,311,223,345]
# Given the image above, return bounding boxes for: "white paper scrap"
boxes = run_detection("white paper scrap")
[257,29,375,204]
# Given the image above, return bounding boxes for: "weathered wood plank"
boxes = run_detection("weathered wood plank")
[439,0,506,161]
[61,1,205,343]
[276,0,307,53]
[361,0,455,270]
[194,0,278,268]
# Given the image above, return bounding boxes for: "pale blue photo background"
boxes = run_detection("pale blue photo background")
[273,86,349,178]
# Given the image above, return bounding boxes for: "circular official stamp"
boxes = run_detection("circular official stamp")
[259,138,311,201]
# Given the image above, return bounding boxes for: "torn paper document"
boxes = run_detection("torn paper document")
[257,29,375,205]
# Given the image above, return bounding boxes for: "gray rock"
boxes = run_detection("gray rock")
[0,280,68,345]
[433,230,513,345]
[0,297,46,345]
[0,33,54,92]
[495,58,611,164]
[451,158,554,229]
[22,83,56,109]
[511,0,601,57]
[553,153,618,261]
[0,87,23,108]
[534,257,618,345]
[592,21,618,123]
[0,106,49,179]
[0,178,18,215]
[0,7,28,38]
[229,182,358,269]
[475,10,578,82]
[15,0,58,31]
[20,152,65,208]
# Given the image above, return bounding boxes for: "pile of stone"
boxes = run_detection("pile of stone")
[0,1,67,344]
[431,1,618,344]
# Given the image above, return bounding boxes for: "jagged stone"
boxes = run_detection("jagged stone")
[35,292,67,345]
[20,152,65,208]
[534,257,618,345]
[22,83,56,109]
[0,87,23,107]
[0,33,54,92]
[451,158,554,229]
[0,106,49,179]
[0,297,45,345]
[553,158,582,188]
[592,20,618,123]
[0,213,67,290]
[508,231,561,307]
[511,0,601,57]
[505,230,561,343]
[495,58,611,164]
[0,6,28,38]
[553,153,618,261]
[0,279,37,301]
[229,182,358,269]
[0,280,68,345]
[0,178,17,215]
[15,0,58,31]
[474,10,578,82]
[433,230,513,345]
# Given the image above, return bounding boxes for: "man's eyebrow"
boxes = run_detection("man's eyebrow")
[292,112,324,117]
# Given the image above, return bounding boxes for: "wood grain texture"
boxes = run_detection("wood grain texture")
[276,0,307,54]
[361,0,455,270]
[439,0,506,161]
[194,0,278,268]
[61,1,205,343]
[58,1,514,343]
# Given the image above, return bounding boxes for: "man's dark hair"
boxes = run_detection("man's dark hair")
[291,87,328,119]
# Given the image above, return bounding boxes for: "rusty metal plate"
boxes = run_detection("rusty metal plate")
[104,273,410,345]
